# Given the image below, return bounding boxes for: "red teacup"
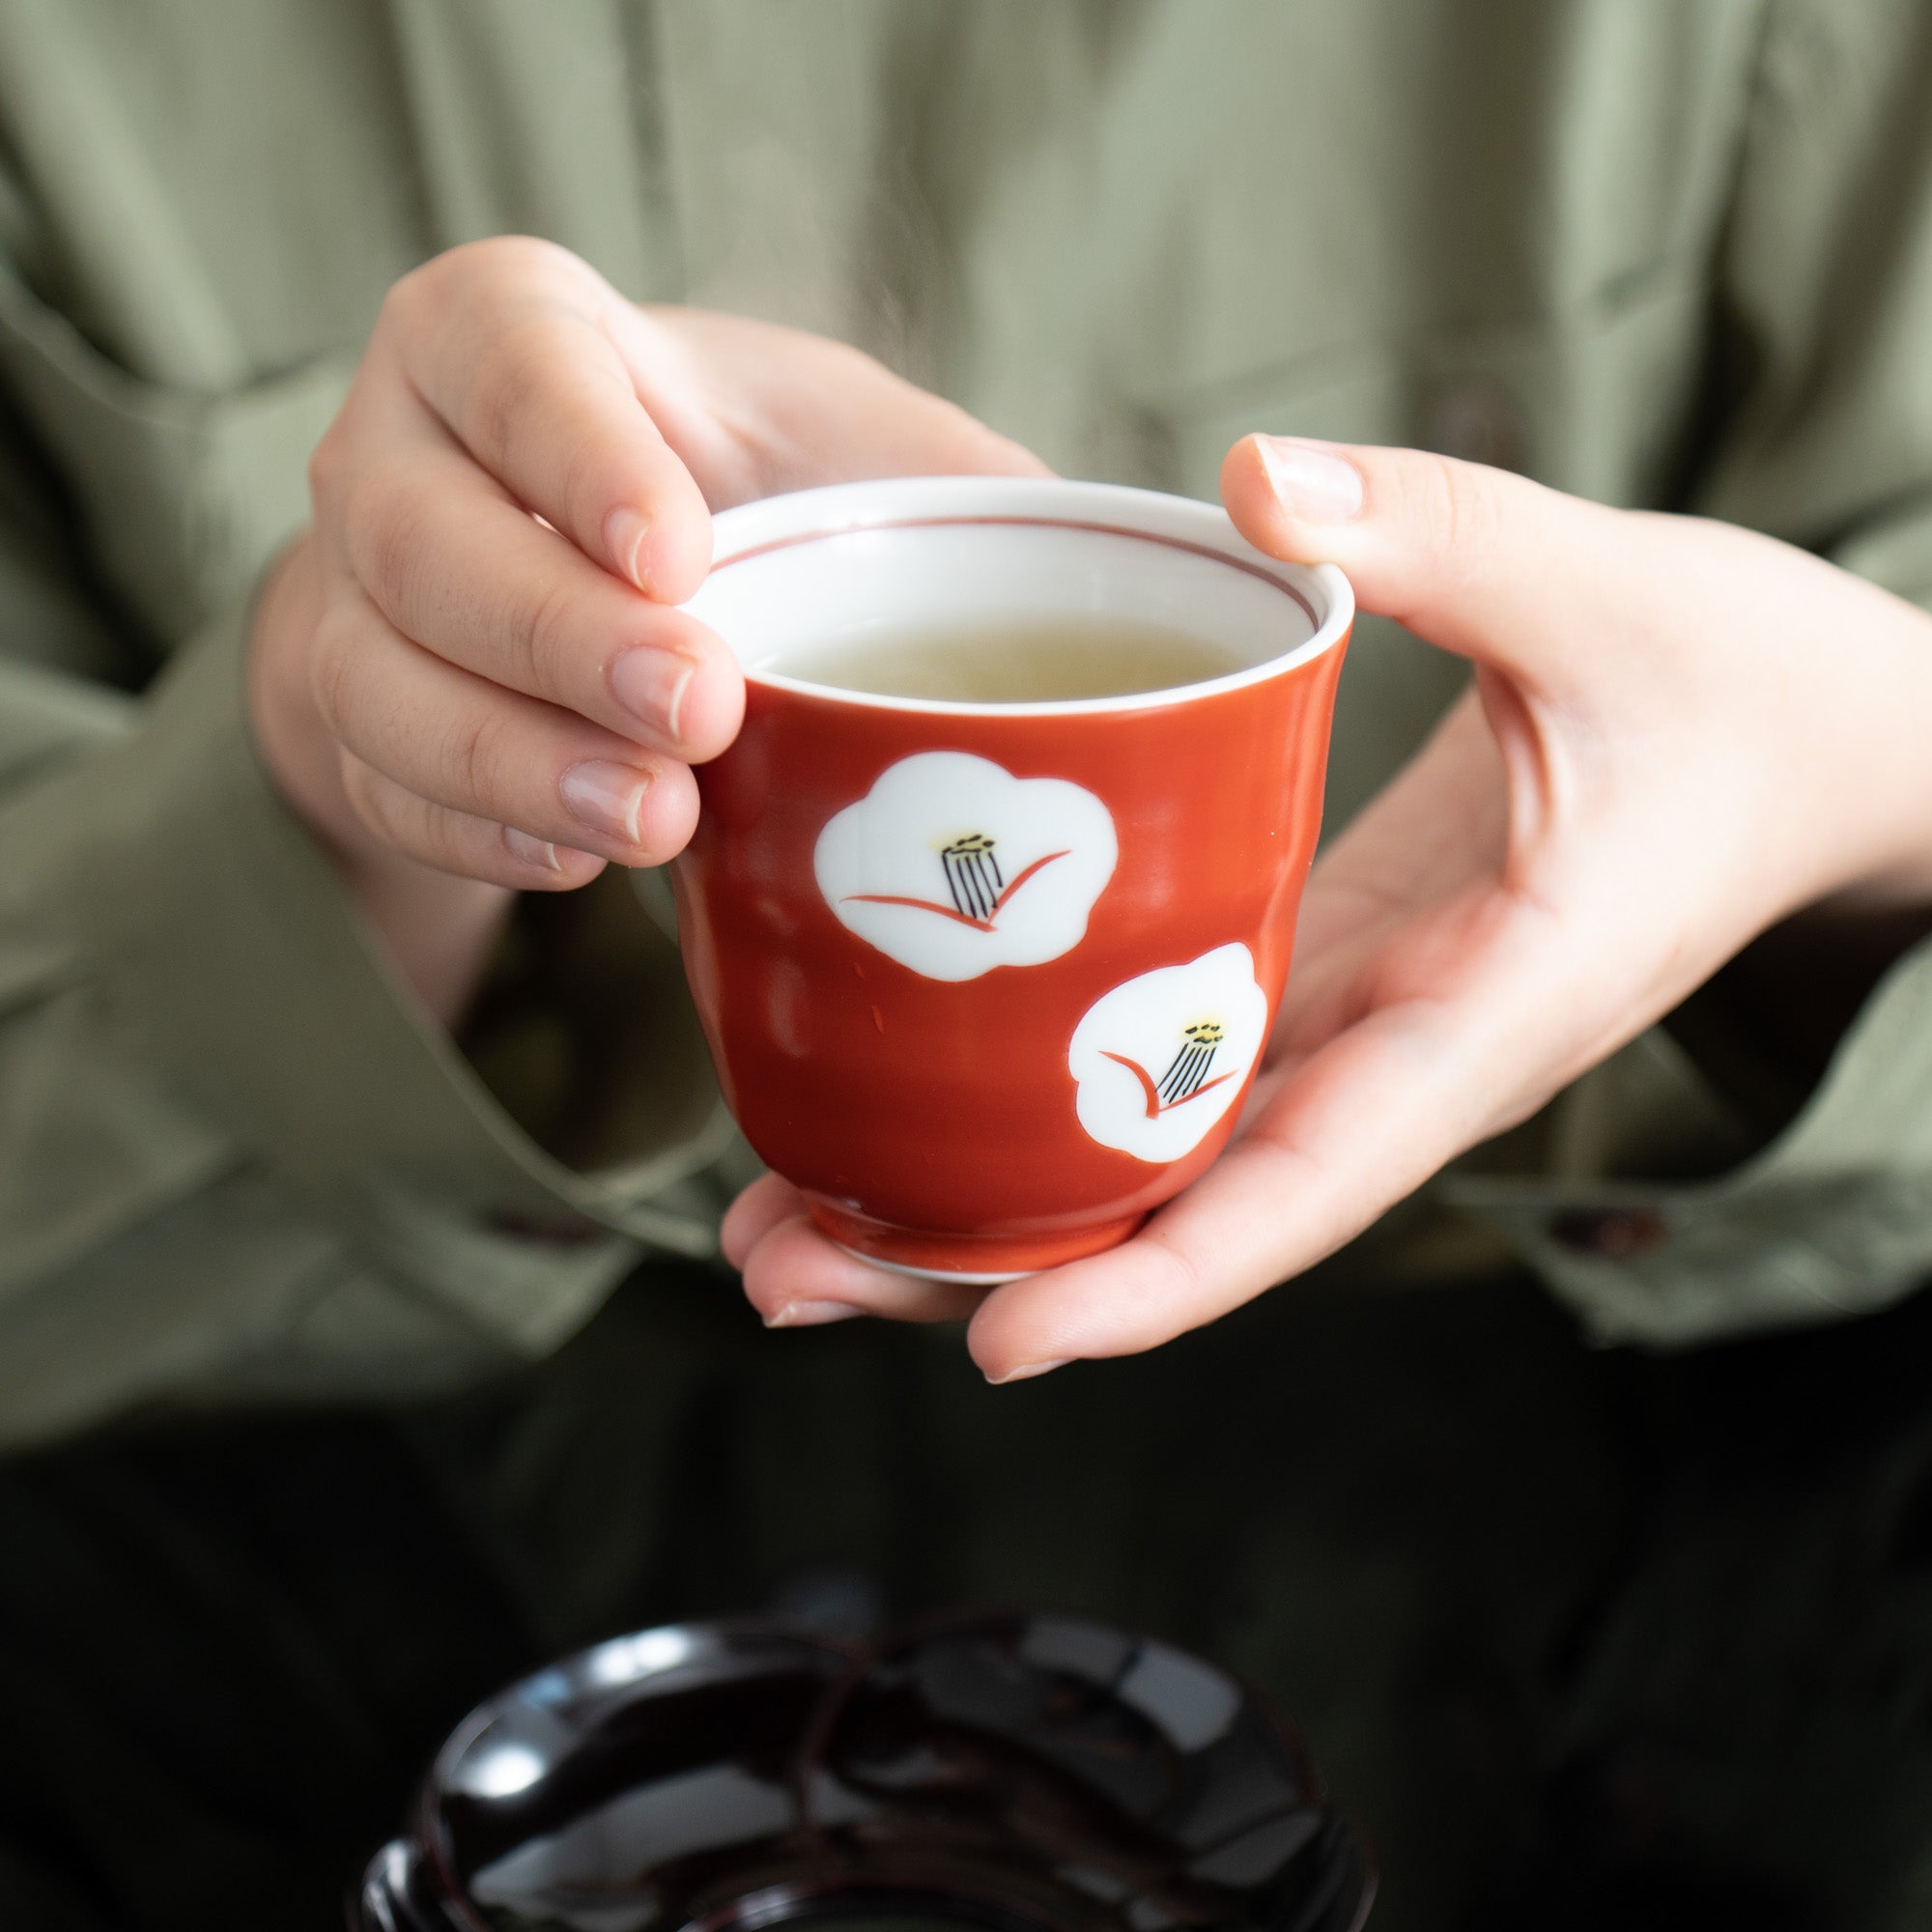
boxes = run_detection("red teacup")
[673,478,1352,1279]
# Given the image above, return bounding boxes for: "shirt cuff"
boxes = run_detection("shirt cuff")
[1446,933,1932,1348]
[6,588,732,1349]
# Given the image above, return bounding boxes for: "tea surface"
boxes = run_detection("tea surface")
[763,614,1249,701]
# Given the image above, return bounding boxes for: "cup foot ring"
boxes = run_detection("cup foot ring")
[804,1196,1147,1279]
[827,1241,1029,1287]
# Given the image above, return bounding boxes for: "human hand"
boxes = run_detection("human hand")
[248,238,1041,1018]
[728,438,1932,1376]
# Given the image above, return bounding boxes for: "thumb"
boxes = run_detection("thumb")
[1221,434,1618,679]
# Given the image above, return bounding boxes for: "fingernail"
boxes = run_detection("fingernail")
[560,759,649,844]
[604,506,650,590]
[610,647,695,743]
[1258,437,1364,523]
[987,1358,1073,1385]
[503,825,561,871]
[765,1300,866,1329]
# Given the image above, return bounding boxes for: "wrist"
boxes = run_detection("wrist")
[1811,589,1932,916]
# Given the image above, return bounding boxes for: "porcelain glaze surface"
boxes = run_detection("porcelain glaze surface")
[674,479,1351,1277]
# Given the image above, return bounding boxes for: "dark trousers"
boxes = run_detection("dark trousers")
[4,1261,1932,1932]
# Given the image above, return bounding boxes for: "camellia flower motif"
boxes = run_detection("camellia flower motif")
[1068,944,1269,1163]
[815,752,1118,981]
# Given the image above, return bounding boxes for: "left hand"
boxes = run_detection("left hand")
[248,238,1044,1022]
[728,436,1932,1378]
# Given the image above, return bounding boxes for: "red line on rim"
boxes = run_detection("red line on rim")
[709,515,1322,627]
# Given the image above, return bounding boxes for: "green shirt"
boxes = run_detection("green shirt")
[5,0,1932,1449]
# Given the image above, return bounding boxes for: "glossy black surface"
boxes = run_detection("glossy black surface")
[352,1615,1372,1932]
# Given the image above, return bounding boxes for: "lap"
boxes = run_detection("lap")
[3,1259,1930,1929]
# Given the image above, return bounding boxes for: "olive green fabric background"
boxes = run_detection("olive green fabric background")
[8,10,1932,1930]
[5,0,1932,1447]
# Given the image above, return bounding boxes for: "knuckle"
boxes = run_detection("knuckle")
[445,702,514,813]
[477,233,588,288]
[348,469,438,619]
[339,754,400,841]
[306,607,363,739]
[349,767,468,876]
[386,239,588,342]
[447,233,575,283]
[1142,1226,1208,1316]
[462,313,564,463]
[513,573,580,703]
[379,262,439,340]
[1409,452,1504,580]
[553,430,636,538]
[554,427,609,510]
[306,422,350,510]
[412,802,484,878]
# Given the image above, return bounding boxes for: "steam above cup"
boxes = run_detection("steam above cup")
[672,476,1352,1280]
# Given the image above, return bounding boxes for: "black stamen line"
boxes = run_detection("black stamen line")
[940,836,1010,923]
[1160,1041,1220,1103]
[944,848,975,919]
[970,850,996,920]
[1158,1043,1194,1102]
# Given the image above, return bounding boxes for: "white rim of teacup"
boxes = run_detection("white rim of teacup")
[689,476,1354,718]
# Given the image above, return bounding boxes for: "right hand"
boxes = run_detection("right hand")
[248,237,1042,1016]
[732,438,1932,1374]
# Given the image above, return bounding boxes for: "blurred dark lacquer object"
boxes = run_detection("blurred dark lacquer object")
[352,1612,1373,1932]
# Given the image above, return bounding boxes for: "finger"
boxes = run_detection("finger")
[618,306,1056,506]
[1267,689,1507,1064]
[722,1171,805,1267]
[387,239,711,599]
[965,887,1590,1378]
[338,753,609,891]
[1288,687,1502,968]
[728,1175,995,1325]
[740,1213,992,1327]
[310,587,698,866]
[342,439,742,760]
[1220,434,1621,684]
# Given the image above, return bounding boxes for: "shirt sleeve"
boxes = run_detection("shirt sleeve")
[0,448,735,1458]
[1448,0,1932,1348]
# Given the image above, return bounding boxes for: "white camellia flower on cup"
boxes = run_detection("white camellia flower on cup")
[814,752,1119,982]
[1068,944,1270,1163]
